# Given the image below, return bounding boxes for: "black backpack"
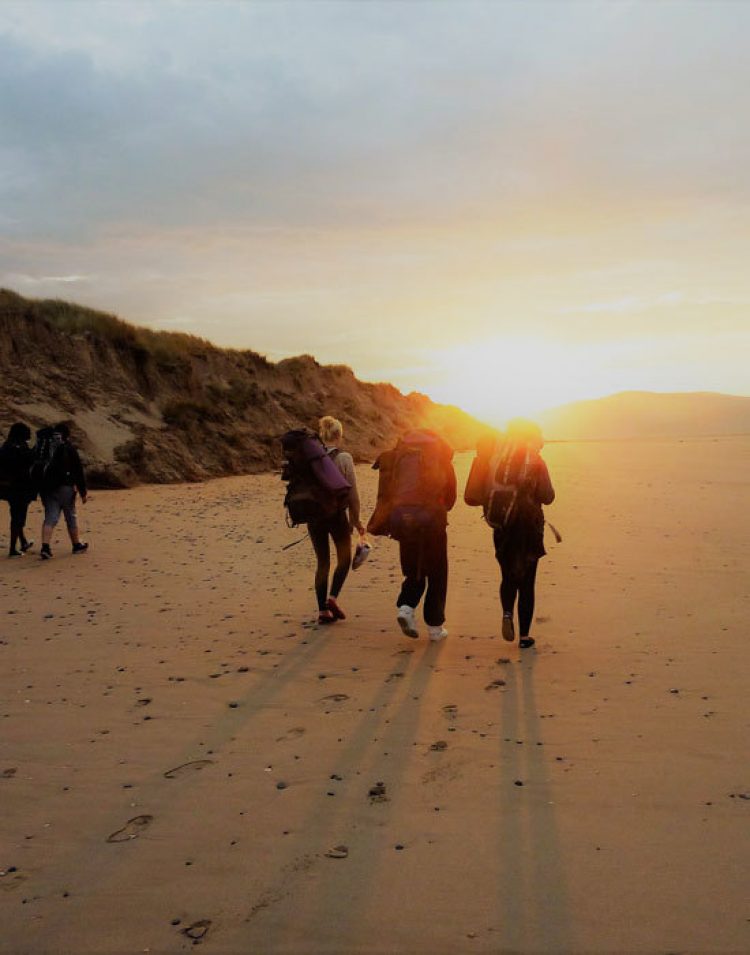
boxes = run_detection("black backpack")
[30,428,68,489]
[280,428,350,526]
[482,440,532,530]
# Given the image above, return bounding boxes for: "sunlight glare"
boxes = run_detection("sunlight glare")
[423,336,624,425]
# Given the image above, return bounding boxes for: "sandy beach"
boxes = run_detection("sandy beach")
[1,437,748,954]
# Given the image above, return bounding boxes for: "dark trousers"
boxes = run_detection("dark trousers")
[7,492,30,552]
[396,524,448,627]
[497,554,538,638]
[309,510,352,611]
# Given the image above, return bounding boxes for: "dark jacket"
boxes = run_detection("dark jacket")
[43,441,87,496]
[494,449,555,569]
[0,441,35,500]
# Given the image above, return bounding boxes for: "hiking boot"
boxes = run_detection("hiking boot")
[326,596,346,620]
[40,545,52,560]
[72,542,89,554]
[502,613,515,642]
[397,605,418,639]
[427,625,448,643]
[20,540,34,553]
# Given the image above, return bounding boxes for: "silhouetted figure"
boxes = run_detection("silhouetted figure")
[0,422,36,557]
[474,419,555,649]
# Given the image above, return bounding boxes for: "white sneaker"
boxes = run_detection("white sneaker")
[397,605,419,639]
[428,625,448,642]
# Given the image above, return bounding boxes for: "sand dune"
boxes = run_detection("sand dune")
[1,437,748,953]
[540,391,750,441]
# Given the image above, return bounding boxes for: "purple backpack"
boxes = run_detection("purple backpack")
[281,428,351,526]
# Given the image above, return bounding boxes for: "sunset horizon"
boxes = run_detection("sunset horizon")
[2,0,749,426]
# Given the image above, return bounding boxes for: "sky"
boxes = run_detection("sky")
[1,0,749,424]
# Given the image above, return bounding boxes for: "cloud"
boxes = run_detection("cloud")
[559,292,685,315]
[3,272,92,286]
[0,1,748,401]
[3,0,750,243]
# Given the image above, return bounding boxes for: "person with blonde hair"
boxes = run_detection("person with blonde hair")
[310,415,364,624]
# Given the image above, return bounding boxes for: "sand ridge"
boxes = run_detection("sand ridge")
[1,439,749,953]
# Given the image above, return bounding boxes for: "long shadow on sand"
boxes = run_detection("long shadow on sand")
[233,638,446,948]
[495,651,573,951]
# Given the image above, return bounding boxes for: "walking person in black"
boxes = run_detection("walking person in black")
[0,422,36,558]
[492,419,555,649]
[38,423,89,560]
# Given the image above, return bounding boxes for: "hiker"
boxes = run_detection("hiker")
[0,422,36,558]
[368,429,456,642]
[37,422,89,560]
[308,416,364,624]
[467,419,554,649]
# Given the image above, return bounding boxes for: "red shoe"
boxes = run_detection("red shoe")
[326,597,346,620]
[318,609,336,625]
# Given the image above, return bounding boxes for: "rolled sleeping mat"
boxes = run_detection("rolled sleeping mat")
[300,436,351,494]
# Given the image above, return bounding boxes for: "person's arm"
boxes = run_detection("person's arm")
[71,447,88,501]
[534,458,555,505]
[337,453,363,533]
[443,461,457,511]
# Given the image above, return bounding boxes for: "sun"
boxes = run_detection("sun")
[422,335,616,425]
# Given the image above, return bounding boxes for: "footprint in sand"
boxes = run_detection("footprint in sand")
[182,919,212,940]
[320,694,349,704]
[164,759,214,779]
[325,845,349,859]
[106,814,154,843]
[276,727,305,742]
[422,763,462,785]
[2,768,17,778]
[386,672,405,684]
[442,704,458,721]
[485,679,507,691]
[368,781,389,804]
[1,870,27,892]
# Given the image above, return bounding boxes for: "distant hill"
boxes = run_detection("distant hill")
[0,289,490,487]
[539,391,750,441]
